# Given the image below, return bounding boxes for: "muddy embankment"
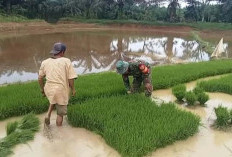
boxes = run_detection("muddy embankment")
[0,21,194,38]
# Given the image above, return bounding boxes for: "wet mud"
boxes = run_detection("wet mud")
[0,112,120,157]
[151,75,232,157]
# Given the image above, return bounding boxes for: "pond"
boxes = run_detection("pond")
[0,29,230,84]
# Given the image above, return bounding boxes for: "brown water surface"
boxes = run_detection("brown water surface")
[0,112,120,157]
[151,75,232,157]
[0,29,231,84]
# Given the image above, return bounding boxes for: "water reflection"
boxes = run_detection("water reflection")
[0,31,230,84]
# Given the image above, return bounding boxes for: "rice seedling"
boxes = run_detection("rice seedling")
[172,84,186,102]
[197,92,209,106]
[193,86,205,95]
[185,91,197,106]
[0,114,40,157]
[6,121,18,136]
[214,106,230,127]
[1,60,232,120]
[199,74,232,95]
[68,94,200,157]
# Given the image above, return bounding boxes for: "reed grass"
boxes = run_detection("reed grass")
[1,60,232,120]
[0,114,40,157]
[68,94,200,157]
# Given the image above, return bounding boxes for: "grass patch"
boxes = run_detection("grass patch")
[2,60,232,120]
[172,84,186,102]
[0,114,40,157]
[198,74,232,95]
[0,14,41,23]
[68,94,200,157]
[60,18,232,30]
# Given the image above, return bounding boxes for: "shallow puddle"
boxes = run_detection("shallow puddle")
[151,75,232,157]
[0,112,120,157]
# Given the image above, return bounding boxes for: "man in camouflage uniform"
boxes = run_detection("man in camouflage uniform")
[116,60,153,97]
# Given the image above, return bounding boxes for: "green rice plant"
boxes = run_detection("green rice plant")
[214,106,230,127]
[197,92,209,106]
[193,86,204,95]
[0,114,40,157]
[68,94,200,157]
[185,91,197,106]
[172,84,186,102]
[1,60,232,120]
[199,74,232,95]
[6,121,18,136]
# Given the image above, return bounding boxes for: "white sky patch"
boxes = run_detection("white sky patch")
[161,0,219,8]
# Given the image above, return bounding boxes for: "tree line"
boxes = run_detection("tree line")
[0,0,231,23]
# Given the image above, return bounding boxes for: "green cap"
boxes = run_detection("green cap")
[116,60,129,74]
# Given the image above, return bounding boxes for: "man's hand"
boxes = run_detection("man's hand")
[72,89,76,96]
[41,90,46,97]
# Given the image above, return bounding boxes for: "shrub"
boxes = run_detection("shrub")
[214,106,230,127]
[197,92,209,106]
[172,84,186,102]
[68,95,200,157]
[185,91,197,106]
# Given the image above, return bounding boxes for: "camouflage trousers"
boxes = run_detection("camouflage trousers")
[131,74,153,97]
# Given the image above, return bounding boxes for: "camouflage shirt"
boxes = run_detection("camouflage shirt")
[122,61,151,91]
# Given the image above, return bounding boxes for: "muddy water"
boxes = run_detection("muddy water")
[0,29,231,84]
[151,75,232,157]
[0,112,120,157]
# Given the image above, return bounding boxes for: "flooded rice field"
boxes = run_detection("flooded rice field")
[151,75,232,157]
[0,29,231,84]
[1,75,232,156]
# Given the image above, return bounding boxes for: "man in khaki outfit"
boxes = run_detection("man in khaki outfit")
[38,42,77,126]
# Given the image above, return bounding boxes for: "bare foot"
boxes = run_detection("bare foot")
[44,117,50,125]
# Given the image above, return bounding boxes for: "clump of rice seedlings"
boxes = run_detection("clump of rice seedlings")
[172,84,186,102]
[68,94,200,157]
[199,74,232,95]
[0,114,40,157]
[197,92,209,106]
[193,86,204,95]
[214,106,230,127]
[6,121,18,136]
[193,86,209,106]
[185,91,197,106]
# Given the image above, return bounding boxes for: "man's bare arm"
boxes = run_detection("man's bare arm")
[68,79,76,96]
[38,75,45,96]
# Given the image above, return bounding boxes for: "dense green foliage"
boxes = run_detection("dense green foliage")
[1,60,232,120]
[172,84,186,102]
[0,0,231,23]
[198,74,232,95]
[185,91,197,106]
[0,114,40,157]
[214,106,231,127]
[68,94,200,157]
